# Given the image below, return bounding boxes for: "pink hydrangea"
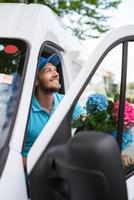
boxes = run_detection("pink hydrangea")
[112,101,134,129]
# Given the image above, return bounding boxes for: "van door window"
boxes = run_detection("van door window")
[121,41,134,171]
[22,42,65,160]
[0,39,28,149]
[72,42,134,170]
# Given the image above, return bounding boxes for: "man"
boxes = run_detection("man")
[22,54,84,166]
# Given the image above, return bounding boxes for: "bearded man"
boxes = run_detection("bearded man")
[22,54,84,166]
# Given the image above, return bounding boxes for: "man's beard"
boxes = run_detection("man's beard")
[39,82,61,94]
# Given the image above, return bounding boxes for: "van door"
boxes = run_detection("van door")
[27,25,134,200]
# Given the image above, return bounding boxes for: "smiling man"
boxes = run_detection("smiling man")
[22,54,84,166]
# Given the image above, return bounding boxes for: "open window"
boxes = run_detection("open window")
[70,39,134,175]
[72,40,134,174]
[22,41,66,163]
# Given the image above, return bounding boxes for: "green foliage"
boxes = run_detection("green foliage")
[0,0,17,2]
[0,0,121,39]
[72,94,118,133]
[113,93,120,102]
[40,0,121,39]
[72,108,116,133]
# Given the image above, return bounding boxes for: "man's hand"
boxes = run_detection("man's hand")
[121,155,134,167]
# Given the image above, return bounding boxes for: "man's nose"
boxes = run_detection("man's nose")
[53,70,59,76]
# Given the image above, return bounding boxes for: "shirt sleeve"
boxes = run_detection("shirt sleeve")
[72,103,86,121]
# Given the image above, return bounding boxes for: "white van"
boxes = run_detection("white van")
[0,3,134,200]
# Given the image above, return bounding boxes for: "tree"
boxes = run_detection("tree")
[0,0,122,39]
[37,0,122,39]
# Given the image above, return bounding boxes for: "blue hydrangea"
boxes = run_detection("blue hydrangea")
[86,93,108,114]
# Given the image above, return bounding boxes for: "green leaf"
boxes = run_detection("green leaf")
[72,116,84,128]
[114,93,120,102]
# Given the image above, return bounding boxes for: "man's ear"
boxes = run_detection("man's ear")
[35,71,40,86]
[35,79,39,86]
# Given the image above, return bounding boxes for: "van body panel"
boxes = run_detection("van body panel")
[0,149,27,199]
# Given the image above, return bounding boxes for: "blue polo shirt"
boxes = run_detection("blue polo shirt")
[22,93,84,157]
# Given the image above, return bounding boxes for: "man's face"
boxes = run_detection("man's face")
[37,63,61,93]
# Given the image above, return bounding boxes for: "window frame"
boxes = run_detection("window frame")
[21,40,65,159]
[60,36,134,177]
[0,37,30,176]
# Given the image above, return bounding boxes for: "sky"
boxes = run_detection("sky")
[83,0,134,53]
[79,0,134,82]
[62,0,134,80]
[81,0,134,83]
[109,0,134,28]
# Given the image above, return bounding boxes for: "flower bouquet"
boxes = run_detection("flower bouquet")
[72,93,134,150]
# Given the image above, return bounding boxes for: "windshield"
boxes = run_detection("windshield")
[0,38,28,147]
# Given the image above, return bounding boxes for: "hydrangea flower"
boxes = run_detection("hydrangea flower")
[86,93,108,114]
[72,93,134,150]
[112,100,134,129]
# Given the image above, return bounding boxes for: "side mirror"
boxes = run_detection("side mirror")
[66,131,128,200]
[29,131,128,200]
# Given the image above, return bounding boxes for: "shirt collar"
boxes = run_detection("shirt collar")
[32,96,43,112]
[32,94,57,113]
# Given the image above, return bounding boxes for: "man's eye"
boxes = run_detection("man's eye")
[46,69,51,73]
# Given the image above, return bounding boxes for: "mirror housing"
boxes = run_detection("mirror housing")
[29,131,128,200]
[66,131,128,200]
